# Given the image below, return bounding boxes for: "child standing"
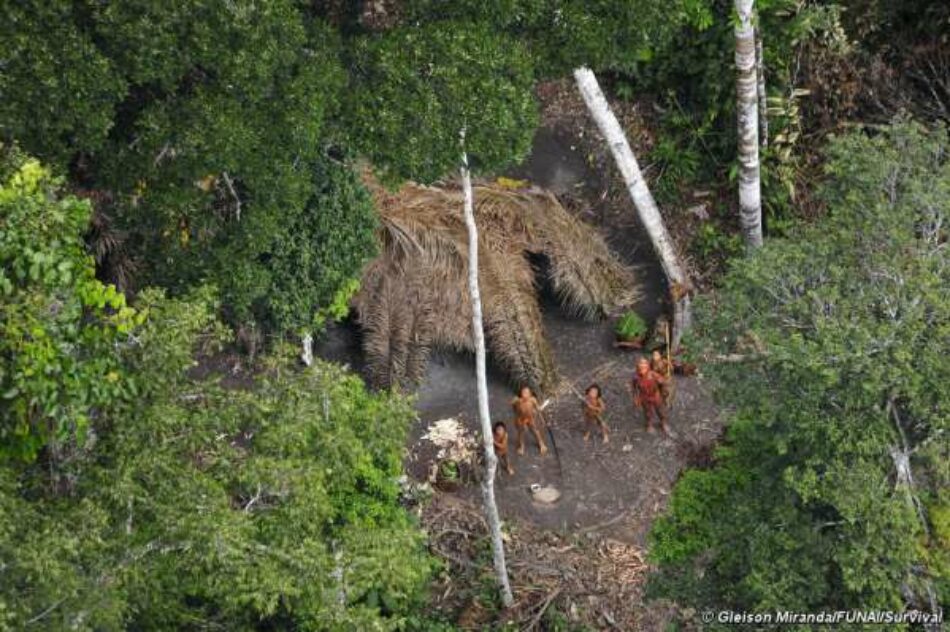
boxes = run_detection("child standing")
[582,384,609,444]
[493,421,514,475]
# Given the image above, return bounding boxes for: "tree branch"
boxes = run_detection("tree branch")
[221,171,242,221]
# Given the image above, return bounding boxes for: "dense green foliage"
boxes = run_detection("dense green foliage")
[630,0,949,249]
[0,1,369,335]
[633,0,846,226]
[0,159,434,629]
[1,301,434,630]
[0,151,140,462]
[343,1,714,183]
[649,122,950,622]
[344,21,538,183]
[403,0,713,76]
[0,3,126,163]
[216,156,378,333]
[0,0,742,335]
[3,0,341,212]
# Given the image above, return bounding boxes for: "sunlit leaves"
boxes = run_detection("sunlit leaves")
[649,122,950,614]
[1,290,434,628]
[0,154,137,462]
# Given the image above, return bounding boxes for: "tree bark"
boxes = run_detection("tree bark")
[735,0,763,249]
[300,332,313,367]
[755,26,768,148]
[460,130,514,608]
[573,67,692,348]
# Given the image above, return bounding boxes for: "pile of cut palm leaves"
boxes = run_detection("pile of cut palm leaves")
[354,175,638,392]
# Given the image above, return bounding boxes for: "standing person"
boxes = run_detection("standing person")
[493,422,515,475]
[582,384,609,444]
[651,349,674,407]
[631,357,670,435]
[511,386,548,456]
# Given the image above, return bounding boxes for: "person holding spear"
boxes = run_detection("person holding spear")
[650,320,676,406]
[631,356,670,435]
[511,386,548,456]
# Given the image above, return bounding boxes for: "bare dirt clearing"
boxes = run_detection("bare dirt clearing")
[317,80,724,629]
[407,84,723,547]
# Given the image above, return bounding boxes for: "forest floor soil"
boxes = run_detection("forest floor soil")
[408,345,724,548]
[395,80,725,628]
[405,78,724,545]
[416,492,683,630]
[310,79,722,628]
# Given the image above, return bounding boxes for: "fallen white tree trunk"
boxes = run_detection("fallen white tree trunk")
[735,0,764,249]
[573,67,692,348]
[460,130,514,608]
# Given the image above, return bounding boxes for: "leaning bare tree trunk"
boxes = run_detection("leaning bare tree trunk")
[573,67,692,348]
[735,0,764,249]
[460,130,514,608]
[755,26,768,148]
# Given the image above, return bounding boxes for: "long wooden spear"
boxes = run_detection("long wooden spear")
[537,400,563,479]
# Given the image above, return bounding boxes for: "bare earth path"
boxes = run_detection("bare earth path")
[316,117,723,627]
[405,124,723,547]
[409,306,723,547]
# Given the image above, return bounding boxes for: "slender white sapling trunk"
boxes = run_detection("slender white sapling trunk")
[301,332,313,367]
[735,0,764,249]
[460,130,514,608]
[573,67,692,348]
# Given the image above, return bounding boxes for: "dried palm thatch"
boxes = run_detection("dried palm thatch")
[353,175,638,394]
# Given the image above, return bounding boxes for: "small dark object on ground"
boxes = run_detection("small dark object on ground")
[674,361,697,376]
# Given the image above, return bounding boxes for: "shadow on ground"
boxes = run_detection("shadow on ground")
[393,125,724,546]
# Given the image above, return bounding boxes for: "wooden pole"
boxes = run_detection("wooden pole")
[460,128,514,608]
[573,67,692,348]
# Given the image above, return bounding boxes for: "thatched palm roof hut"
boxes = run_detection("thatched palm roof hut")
[354,177,638,394]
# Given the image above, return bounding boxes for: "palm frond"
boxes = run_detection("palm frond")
[480,244,557,392]
[354,172,639,394]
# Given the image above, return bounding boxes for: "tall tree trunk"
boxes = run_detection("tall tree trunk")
[735,0,764,249]
[755,26,768,148]
[300,332,313,367]
[573,67,692,348]
[460,130,514,608]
